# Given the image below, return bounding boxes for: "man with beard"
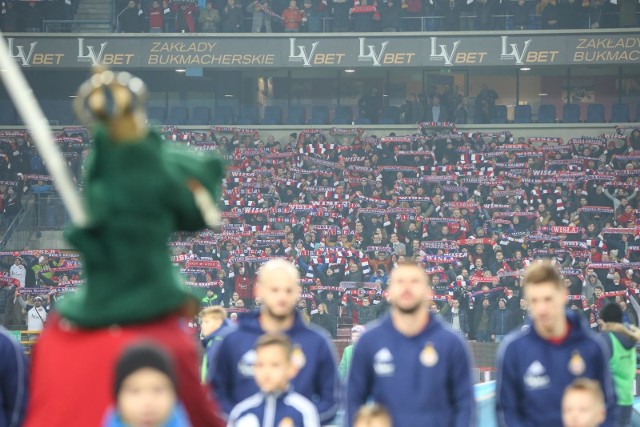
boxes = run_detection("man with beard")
[346,261,475,426]
[208,259,339,423]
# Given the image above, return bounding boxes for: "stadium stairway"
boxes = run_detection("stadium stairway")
[74,0,112,32]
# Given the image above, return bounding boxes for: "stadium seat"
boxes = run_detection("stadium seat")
[262,106,283,125]
[490,105,508,124]
[239,106,260,125]
[381,106,400,124]
[610,104,630,123]
[354,117,371,125]
[286,106,305,125]
[168,106,189,125]
[514,105,532,123]
[0,101,17,125]
[585,103,605,123]
[378,117,394,125]
[537,104,556,123]
[213,106,234,125]
[562,104,581,123]
[40,100,75,125]
[147,106,166,124]
[309,106,329,125]
[187,106,211,125]
[332,106,353,124]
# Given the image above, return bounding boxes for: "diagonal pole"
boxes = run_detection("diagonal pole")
[0,33,87,227]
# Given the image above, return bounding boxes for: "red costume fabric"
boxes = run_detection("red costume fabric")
[24,313,223,427]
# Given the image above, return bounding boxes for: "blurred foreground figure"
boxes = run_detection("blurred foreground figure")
[24,69,225,427]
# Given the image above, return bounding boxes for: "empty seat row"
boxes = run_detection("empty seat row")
[491,103,640,124]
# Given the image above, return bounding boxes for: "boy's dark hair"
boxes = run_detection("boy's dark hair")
[114,342,176,399]
[599,302,623,323]
[256,332,293,358]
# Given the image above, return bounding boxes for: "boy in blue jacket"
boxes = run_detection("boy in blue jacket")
[0,326,28,427]
[346,261,475,427]
[200,306,230,383]
[496,261,616,427]
[208,259,339,423]
[227,333,320,427]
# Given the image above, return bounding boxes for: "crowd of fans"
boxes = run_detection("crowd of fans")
[1,122,640,344]
[117,0,638,32]
[0,0,78,32]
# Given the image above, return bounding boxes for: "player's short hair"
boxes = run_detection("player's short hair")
[257,258,300,284]
[523,261,563,289]
[255,332,293,358]
[390,260,430,285]
[563,378,605,407]
[353,404,392,427]
[199,306,227,320]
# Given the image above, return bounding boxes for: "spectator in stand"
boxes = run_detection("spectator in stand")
[474,298,492,342]
[162,0,176,32]
[3,286,26,328]
[490,298,512,342]
[0,325,28,427]
[26,296,47,332]
[618,300,638,326]
[443,298,470,337]
[283,0,303,31]
[23,1,43,32]
[358,88,382,124]
[311,303,334,336]
[439,0,463,30]
[473,0,493,30]
[199,1,221,31]
[208,259,339,423]
[474,84,499,124]
[2,2,19,32]
[301,0,322,32]
[558,0,584,28]
[248,0,273,32]
[148,0,164,32]
[10,256,26,288]
[120,0,143,32]
[510,0,531,28]
[350,0,377,32]
[380,0,401,31]
[201,288,220,308]
[339,325,365,381]
[221,0,244,32]
[176,2,197,32]
[540,0,559,28]
[425,95,450,123]
[401,0,422,30]
[332,0,352,31]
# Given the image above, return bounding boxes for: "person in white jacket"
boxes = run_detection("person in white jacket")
[26,297,47,332]
[9,257,26,288]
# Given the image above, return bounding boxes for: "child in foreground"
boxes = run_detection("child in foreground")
[227,333,320,427]
[200,306,228,383]
[354,404,392,427]
[104,343,191,427]
[562,378,606,427]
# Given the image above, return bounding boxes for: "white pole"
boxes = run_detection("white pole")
[0,33,87,227]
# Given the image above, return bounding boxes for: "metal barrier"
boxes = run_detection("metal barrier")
[43,19,112,33]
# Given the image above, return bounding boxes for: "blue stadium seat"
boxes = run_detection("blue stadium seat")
[610,104,630,123]
[239,106,259,125]
[263,106,282,125]
[286,106,305,125]
[0,101,17,125]
[40,100,75,125]
[586,103,605,123]
[562,104,581,123]
[213,106,234,125]
[354,117,371,125]
[378,117,394,125]
[333,106,353,124]
[381,106,400,124]
[490,105,508,124]
[187,106,211,125]
[537,104,556,123]
[168,106,188,125]
[309,106,329,125]
[147,106,166,124]
[514,105,532,123]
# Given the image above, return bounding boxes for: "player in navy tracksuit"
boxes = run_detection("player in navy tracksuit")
[496,262,616,427]
[346,261,475,427]
[208,259,339,423]
[0,326,29,427]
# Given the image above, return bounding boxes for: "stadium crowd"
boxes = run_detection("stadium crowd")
[113,0,639,33]
[2,122,640,345]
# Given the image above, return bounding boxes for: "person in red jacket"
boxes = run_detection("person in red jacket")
[148,0,164,32]
[234,264,254,301]
[282,0,303,31]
